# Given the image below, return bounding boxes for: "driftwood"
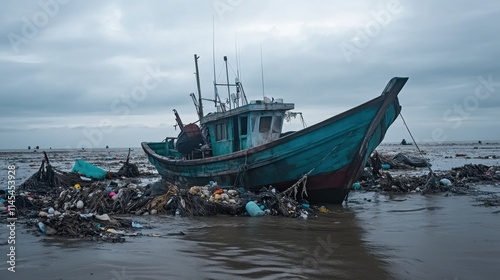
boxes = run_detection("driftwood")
[102,148,142,179]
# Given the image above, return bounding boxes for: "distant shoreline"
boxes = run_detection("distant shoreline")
[0,147,142,152]
[1,140,499,151]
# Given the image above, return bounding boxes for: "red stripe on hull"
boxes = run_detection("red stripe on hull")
[259,168,351,204]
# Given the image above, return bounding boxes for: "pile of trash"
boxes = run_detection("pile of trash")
[168,184,316,218]
[450,164,500,181]
[369,151,430,172]
[9,152,323,242]
[13,182,319,241]
[357,163,500,194]
[23,181,317,218]
[30,211,139,243]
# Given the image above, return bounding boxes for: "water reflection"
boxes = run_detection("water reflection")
[180,211,391,280]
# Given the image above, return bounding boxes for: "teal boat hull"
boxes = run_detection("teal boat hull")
[142,77,408,204]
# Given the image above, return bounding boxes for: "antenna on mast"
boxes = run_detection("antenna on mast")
[260,44,265,99]
[224,56,231,110]
[235,31,241,80]
[212,15,223,112]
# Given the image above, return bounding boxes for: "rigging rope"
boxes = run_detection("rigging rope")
[234,151,249,188]
[399,112,437,193]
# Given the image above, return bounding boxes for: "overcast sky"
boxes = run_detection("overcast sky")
[1,0,499,149]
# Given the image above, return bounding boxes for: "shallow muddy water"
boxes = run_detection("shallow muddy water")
[1,143,500,279]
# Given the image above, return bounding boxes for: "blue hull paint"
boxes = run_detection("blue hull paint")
[142,77,408,203]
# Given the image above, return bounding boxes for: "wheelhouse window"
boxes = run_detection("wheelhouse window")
[215,123,227,141]
[272,116,283,133]
[259,116,272,133]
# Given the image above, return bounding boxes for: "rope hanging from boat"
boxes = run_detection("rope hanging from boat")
[234,151,249,189]
[281,131,354,199]
[399,112,437,193]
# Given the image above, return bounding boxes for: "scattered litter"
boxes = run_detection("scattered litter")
[12,149,498,244]
[12,152,321,242]
[392,153,430,168]
[318,206,330,214]
[71,159,107,180]
[80,213,93,218]
[440,178,452,187]
[246,201,265,217]
[95,214,111,221]
[359,162,500,194]
[131,221,144,228]
[38,222,46,234]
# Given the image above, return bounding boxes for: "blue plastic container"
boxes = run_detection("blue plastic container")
[246,201,265,217]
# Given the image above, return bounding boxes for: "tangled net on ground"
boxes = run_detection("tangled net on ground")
[18,152,89,196]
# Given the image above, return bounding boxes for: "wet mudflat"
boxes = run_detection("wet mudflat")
[1,143,500,279]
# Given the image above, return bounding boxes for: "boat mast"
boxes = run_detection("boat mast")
[260,44,265,99]
[224,56,231,110]
[212,17,224,112]
[194,54,203,120]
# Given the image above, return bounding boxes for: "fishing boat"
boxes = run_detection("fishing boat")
[142,54,408,204]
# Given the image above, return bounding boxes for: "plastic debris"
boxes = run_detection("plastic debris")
[38,222,46,234]
[440,178,452,187]
[106,229,125,235]
[132,221,144,228]
[246,201,265,217]
[318,206,329,214]
[80,213,93,218]
[95,214,111,221]
[76,200,84,209]
[71,159,108,180]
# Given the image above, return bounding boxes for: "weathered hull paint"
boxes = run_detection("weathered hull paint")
[142,77,408,204]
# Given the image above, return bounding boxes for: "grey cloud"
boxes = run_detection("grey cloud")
[1,0,499,148]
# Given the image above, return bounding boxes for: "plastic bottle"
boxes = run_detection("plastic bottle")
[245,201,265,217]
[38,222,46,234]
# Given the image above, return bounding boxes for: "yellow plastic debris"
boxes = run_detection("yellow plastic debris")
[319,206,330,214]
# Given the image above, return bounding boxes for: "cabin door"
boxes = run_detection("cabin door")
[232,116,248,151]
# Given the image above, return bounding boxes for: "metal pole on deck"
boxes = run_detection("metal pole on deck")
[194,54,203,120]
[224,56,231,110]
